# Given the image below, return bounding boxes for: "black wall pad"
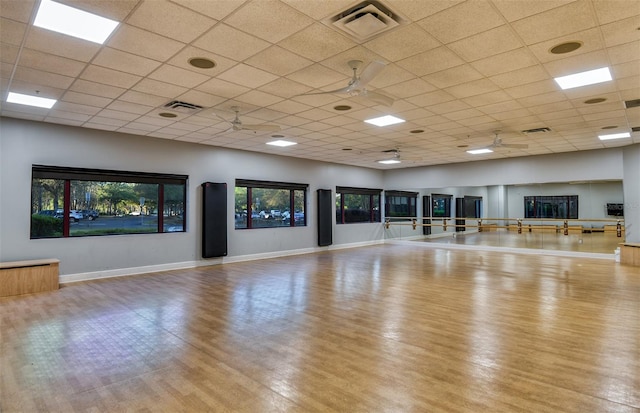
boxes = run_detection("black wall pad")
[455,197,465,232]
[317,189,333,246]
[422,195,431,235]
[202,182,227,258]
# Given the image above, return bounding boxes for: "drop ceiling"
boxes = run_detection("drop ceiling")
[1,0,639,169]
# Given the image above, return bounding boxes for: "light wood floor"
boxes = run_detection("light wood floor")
[1,244,639,412]
[418,230,624,254]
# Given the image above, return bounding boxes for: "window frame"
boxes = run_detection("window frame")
[384,190,418,220]
[336,186,382,224]
[524,195,578,219]
[235,179,308,229]
[431,194,452,218]
[30,165,187,238]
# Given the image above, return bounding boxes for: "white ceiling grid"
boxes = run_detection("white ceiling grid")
[0,0,639,168]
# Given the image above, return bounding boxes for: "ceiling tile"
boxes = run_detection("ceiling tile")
[193,23,271,61]
[93,47,162,76]
[176,89,227,108]
[462,90,514,107]
[491,0,574,22]
[234,89,284,107]
[363,24,441,61]
[286,63,345,89]
[107,24,186,62]
[217,63,279,88]
[246,46,314,77]
[199,78,250,99]
[25,28,101,62]
[167,46,238,78]
[592,0,640,24]
[171,0,247,21]
[446,79,500,99]
[527,28,605,64]
[0,44,19,64]
[542,50,609,77]
[280,0,353,20]
[148,64,210,88]
[70,79,126,99]
[0,0,35,22]
[382,78,438,98]
[510,0,598,45]
[505,80,558,99]
[224,0,314,43]
[489,65,550,88]
[470,48,539,77]
[278,23,355,61]
[418,0,505,44]
[1,17,26,45]
[80,65,142,89]
[13,67,75,90]
[424,64,483,89]
[95,108,140,121]
[132,78,188,99]
[601,15,640,48]
[127,0,215,43]
[106,100,154,115]
[17,48,86,77]
[397,47,465,76]
[56,0,138,21]
[607,40,640,65]
[118,90,168,107]
[62,90,113,107]
[259,77,313,99]
[448,25,523,62]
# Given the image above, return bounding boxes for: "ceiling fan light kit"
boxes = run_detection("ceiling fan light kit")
[225,106,281,132]
[301,60,394,107]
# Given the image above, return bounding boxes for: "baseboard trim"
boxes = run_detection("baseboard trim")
[60,239,385,284]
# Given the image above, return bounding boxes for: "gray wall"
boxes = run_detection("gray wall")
[1,117,638,279]
[0,118,384,277]
[622,144,640,242]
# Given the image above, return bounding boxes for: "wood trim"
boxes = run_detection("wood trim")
[0,259,59,297]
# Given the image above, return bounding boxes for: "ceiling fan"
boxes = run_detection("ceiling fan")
[219,106,281,132]
[377,148,421,164]
[472,131,529,152]
[302,60,394,107]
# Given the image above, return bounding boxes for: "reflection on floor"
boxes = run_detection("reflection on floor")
[415,230,623,254]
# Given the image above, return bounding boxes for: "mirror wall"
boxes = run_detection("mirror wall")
[384,181,625,255]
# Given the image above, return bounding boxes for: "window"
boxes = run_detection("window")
[235,179,307,229]
[524,195,578,219]
[30,165,187,238]
[336,187,382,224]
[431,194,452,218]
[385,191,417,219]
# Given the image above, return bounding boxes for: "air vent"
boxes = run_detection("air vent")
[324,1,407,42]
[521,127,551,134]
[163,100,203,114]
[632,126,640,132]
[624,99,640,109]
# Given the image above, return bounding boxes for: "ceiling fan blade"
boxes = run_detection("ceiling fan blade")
[240,124,281,132]
[500,143,528,149]
[361,90,394,107]
[358,60,386,87]
[301,86,352,96]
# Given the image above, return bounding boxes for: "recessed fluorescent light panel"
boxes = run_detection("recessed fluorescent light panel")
[34,0,119,44]
[7,92,56,109]
[364,115,405,127]
[598,132,630,141]
[266,140,297,147]
[466,148,493,155]
[378,159,401,164]
[554,67,612,90]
